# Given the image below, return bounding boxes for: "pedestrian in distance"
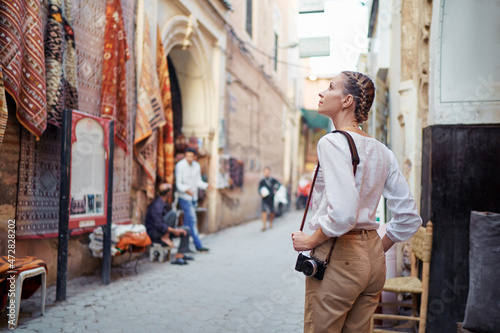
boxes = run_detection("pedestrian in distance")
[291,71,422,332]
[175,147,212,252]
[296,173,312,210]
[258,167,280,231]
[145,183,194,265]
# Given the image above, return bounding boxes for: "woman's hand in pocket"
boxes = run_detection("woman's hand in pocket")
[382,234,395,252]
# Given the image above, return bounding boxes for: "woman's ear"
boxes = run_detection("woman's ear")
[343,94,354,109]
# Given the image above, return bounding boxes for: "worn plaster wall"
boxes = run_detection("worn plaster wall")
[0,110,21,255]
[396,0,432,208]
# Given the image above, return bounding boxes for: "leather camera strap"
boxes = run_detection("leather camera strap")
[298,130,360,266]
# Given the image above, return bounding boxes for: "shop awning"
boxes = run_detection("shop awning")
[301,109,331,130]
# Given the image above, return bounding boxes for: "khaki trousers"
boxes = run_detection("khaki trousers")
[304,230,386,333]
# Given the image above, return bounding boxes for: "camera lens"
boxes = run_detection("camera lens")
[302,260,318,277]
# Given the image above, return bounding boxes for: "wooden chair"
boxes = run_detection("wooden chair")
[371,222,433,333]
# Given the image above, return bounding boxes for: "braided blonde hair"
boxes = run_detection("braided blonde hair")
[341,71,375,124]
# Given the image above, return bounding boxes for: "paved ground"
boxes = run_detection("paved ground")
[1,210,308,332]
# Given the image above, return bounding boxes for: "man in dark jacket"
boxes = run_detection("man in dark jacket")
[258,167,280,231]
[145,183,194,265]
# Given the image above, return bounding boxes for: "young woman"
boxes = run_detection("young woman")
[292,71,422,332]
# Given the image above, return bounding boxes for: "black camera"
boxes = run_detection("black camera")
[295,253,326,280]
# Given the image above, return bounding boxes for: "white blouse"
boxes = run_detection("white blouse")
[307,131,422,243]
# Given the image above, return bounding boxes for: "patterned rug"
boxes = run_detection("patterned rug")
[0,0,47,138]
[15,0,136,238]
[112,0,135,224]
[156,25,175,186]
[0,67,7,145]
[134,17,164,200]
[100,0,129,151]
[16,125,62,238]
[134,17,165,144]
[72,0,106,117]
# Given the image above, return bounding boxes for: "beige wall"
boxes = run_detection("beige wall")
[16,235,100,286]
[216,0,301,227]
[0,112,20,255]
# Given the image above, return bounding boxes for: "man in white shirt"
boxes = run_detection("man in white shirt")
[175,148,212,252]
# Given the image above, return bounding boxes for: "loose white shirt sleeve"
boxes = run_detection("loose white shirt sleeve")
[175,159,208,201]
[382,150,423,242]
[307,132,421,242]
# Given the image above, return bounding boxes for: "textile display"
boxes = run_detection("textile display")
[100,0,129,151]
[156,25,175,186]
[72,0,106,116]
[73,0,136,224]
[216,155,231,189]
[134,18,165,200]
[12,0,136,238]
[0,0,47,138]
[137,130,158,201]
[229,158,244,188]
[0,67,7,145]
[111,0,135,224]
[134,18,165,145]
[16,125,61,238]
[45,0,78,127]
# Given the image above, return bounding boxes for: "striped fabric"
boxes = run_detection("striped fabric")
[0,67,7,145]
[0,0,46,138]
[156,25,175,186]
[0,256,47,282]
[137,131,158,201]
[134,18,165,200]
[100,0,129,151]
[134,18,165,145]
[0,256,47,309]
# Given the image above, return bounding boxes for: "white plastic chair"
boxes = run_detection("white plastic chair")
[10,266,46,328]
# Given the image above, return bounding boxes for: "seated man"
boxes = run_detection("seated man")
[145,183,194,265]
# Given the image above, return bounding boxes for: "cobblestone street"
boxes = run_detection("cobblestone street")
[2,211,307,332]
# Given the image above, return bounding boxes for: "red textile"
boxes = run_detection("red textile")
[0,0,47,138]
[134,18,165,200]
[156,25,175,186]
[100,0,130,151]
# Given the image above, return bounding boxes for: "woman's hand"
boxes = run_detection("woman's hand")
[292,231,313,251]
[382,234,395,252]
